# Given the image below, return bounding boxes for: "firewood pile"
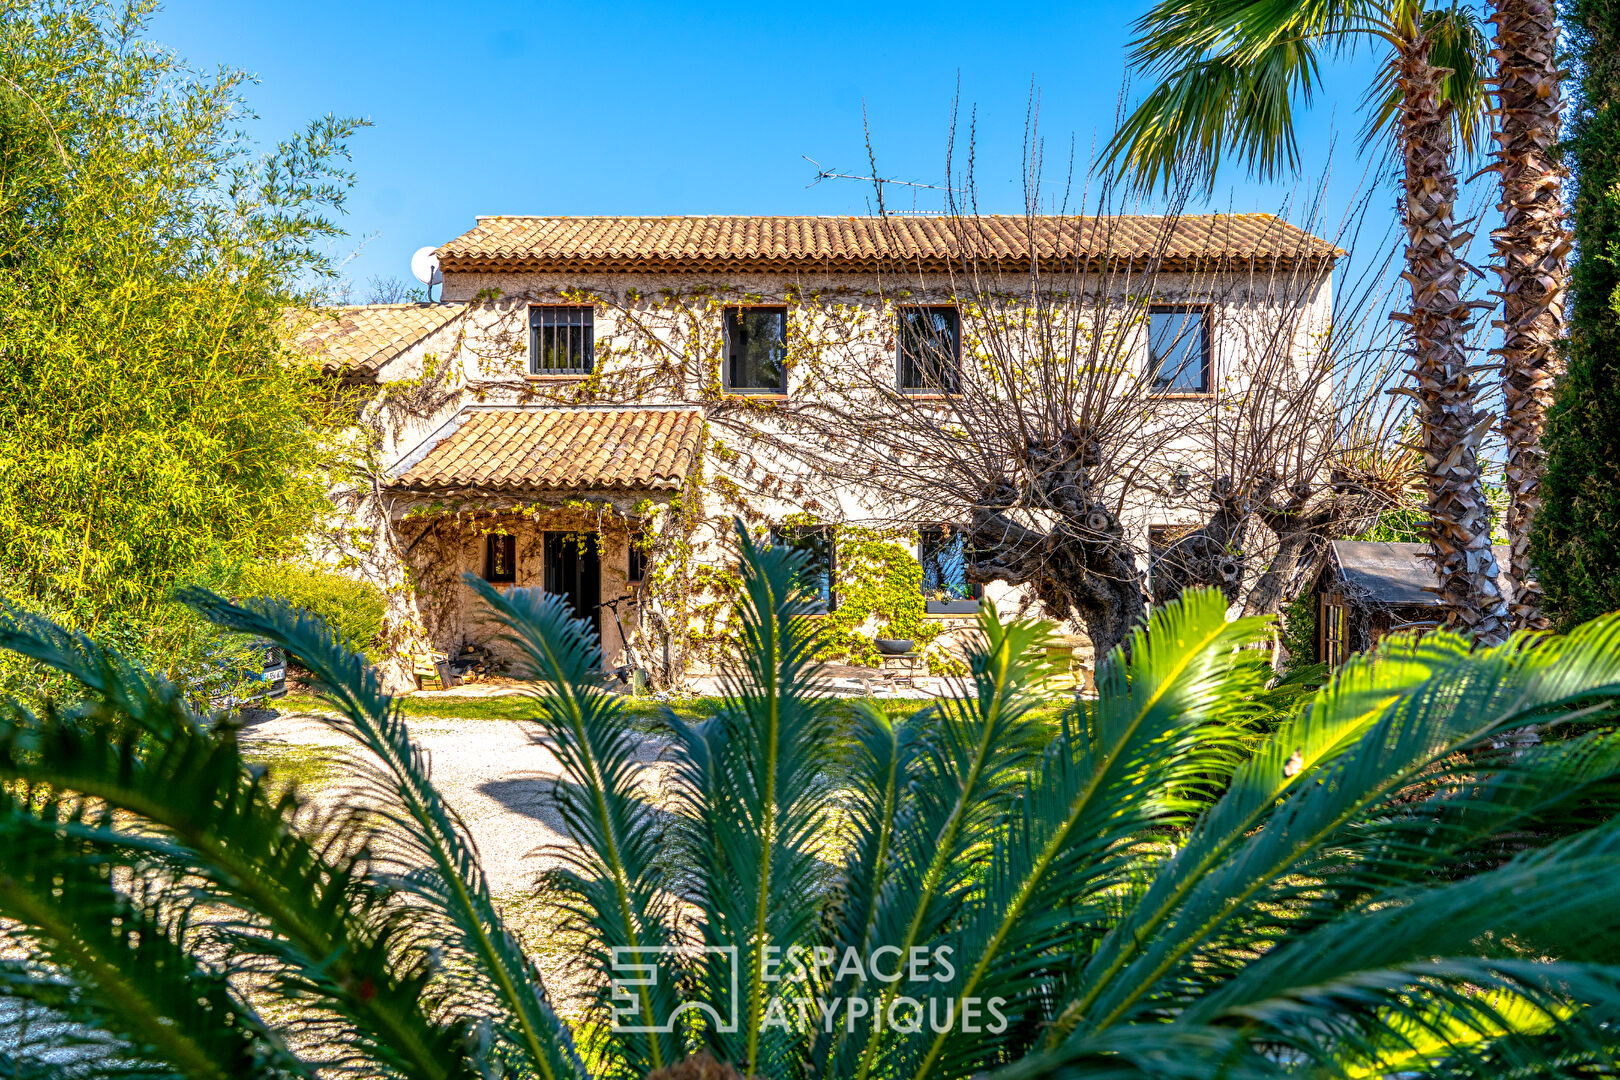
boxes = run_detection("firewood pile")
[450,643,498,683]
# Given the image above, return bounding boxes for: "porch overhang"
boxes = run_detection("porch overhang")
[386,405,703,496]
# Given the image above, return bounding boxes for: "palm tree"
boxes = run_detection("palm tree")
[1488,0,1568,632]
[1105,0,1512,644]
[3,527,1620,1078]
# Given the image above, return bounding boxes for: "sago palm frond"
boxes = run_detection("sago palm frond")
[4,541,1620,1080]
[667,528,843,1077]
[179,591,585,1080]
[467,576,685,1079]
[1036,614,1620,1070]
[0,785,308,1080]
[0,603,471,1079]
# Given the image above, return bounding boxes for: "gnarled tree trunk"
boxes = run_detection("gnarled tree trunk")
[1149,476,1263,606]
[1241,474,1387,618]
[965,433,1146,658]
[1398,34,1512,644]
[1489,0,1569,632]
[968,501,1145,660]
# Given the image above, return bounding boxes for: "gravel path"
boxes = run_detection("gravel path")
[238,705,674,893]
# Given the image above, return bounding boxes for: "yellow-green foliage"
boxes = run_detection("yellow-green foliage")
[0,4,358,639]
[816,528,941,666]
[237,564,386,659]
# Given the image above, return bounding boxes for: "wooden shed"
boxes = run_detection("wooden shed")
[1314,541,1513,666]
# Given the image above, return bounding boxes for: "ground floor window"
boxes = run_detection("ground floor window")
[484,533,516,583]
[770,524,835,612]
[919,526,981,611]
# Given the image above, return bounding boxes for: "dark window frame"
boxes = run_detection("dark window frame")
[627,536,648,585]
[897,306,962,393]
[529,305,595,376]
[769,523,836,613]
[918,525,981,613]
[484,533,517,583]
[1147,304,1212,394]
[723,305,790,395]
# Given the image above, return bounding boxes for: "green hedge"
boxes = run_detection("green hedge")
[236,563,386,659]
[1535,0,1620,626]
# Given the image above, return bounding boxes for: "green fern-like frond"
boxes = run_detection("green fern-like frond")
[0,604,470,1079]
[176,590,583,1080]
[467,575,685,1078]
[668,523,842,1077]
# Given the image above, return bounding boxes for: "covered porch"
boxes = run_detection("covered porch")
[384,404,703,674]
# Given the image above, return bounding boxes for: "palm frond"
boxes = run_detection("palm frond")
[667,522,841,1077]
[467,575,686,1077]
[1110,0,1490,190]
[176,590,582,1080]
[811,701,925,1079]
[1056,616,1620,1047]
[905,590,1273,1079]
[839,603,1052,1080]
[0,787,308,1080]
[0,608,470,1079]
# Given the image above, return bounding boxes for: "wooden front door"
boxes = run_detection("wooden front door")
[544,532,601,644]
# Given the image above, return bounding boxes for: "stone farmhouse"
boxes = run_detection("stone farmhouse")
[290,215,1339,692]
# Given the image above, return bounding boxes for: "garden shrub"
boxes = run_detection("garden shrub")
[815,528,953,670]
[236,563,386,659]
[1278,592,1318,673]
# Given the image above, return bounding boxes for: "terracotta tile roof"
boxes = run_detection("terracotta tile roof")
[389,406,703,493]
[437,214,1340,274]
[288,303,465,378]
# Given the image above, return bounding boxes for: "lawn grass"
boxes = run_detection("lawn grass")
[239,739,342,789]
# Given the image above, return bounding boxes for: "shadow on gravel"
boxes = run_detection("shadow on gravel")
[479,775,676,838]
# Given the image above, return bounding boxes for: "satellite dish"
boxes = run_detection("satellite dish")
[411,246,443,287]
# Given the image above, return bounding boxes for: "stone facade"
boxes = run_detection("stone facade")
[305,217,1336,691]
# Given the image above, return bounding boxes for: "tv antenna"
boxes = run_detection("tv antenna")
[411,246,443,302]
[803,156,957,193]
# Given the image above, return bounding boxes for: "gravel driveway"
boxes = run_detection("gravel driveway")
[238,704,673,893]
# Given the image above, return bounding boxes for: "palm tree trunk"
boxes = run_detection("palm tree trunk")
[1489,0,1569,632]
[1398,35,1512,644]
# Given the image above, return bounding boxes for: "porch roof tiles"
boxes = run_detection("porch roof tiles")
[389,406,703,493]
[288,302,464,378]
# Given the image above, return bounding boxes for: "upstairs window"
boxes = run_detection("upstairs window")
[725,307,788,393]
[770,524,835,612]
[898,307,961,392]
[530,306,594,375]
[919,526,982,612]
[1148,306,1210,393]
[485,533,517,583]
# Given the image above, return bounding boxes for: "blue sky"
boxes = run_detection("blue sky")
[156,0,1399,295]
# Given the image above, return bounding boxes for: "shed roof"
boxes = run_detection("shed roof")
[288,303,464,378]
[436,214,1341,274]
[388,406,703,494]
[1327,541,1513,607]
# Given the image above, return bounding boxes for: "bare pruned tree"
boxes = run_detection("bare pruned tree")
[770,127,1415,657]
[362,275,425,305]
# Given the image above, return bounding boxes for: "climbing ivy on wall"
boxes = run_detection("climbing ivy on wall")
[818,526,965,675]
[348,279,1002,683]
